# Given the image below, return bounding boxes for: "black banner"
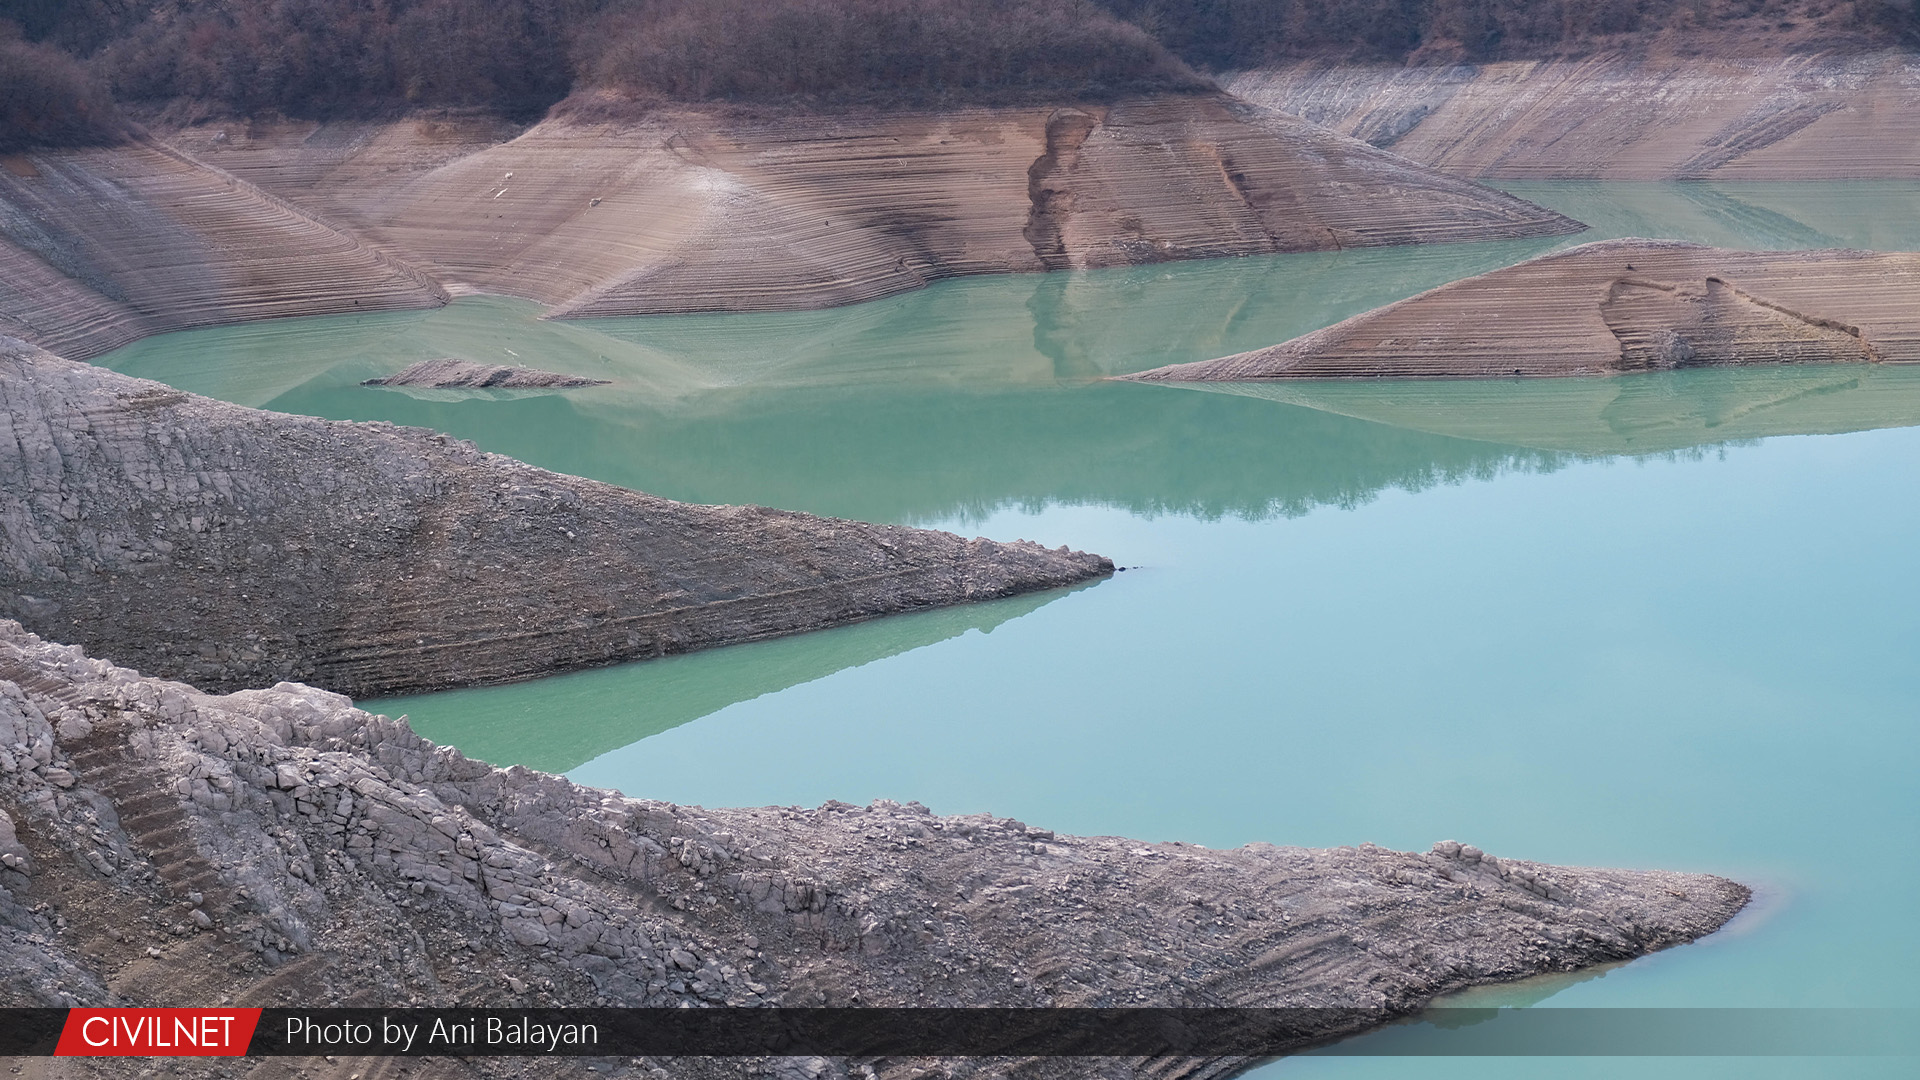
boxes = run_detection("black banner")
[0,1010,66,1055]
[6,1007,1917,1057]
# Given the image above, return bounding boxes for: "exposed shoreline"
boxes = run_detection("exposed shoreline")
[1,337,1110,698]
[1229,51,1920,181]
[0,619,1750,1080]
[2,93,1580,362]
[1125,239,1920,381]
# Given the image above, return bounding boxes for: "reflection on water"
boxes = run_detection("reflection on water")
[385,585,1083,773]
[91,183,1920,1079]
[96,184,1920,527]
[1497,181,1920,253]
[1188,364,1920,456]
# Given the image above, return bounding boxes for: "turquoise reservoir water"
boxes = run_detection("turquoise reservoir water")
[98,183,1920,1075]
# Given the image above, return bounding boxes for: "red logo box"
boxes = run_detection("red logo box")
[56,1010,263,1056]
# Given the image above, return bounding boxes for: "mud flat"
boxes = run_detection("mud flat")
[0,141,447,361]
[158,94,1580,318]
[1229,52,1920,180]
[0,338,1108,697]
[0,620,1747,1077]
[1125,239,1920,381]
[363,357,609,389]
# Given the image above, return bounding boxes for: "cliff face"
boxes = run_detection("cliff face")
[154,95,1579,320]
[0,620,1748,1077]
[0,339,1109,697]
[1126,240,1920,380]
[0,141,448,361]
[1227,52,1920,180]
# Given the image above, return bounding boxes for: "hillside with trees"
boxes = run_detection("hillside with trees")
[0,0,1915,147]
[0,23,123,151]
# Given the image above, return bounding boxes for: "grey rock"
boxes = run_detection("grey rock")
[0,338,1111,697]
[362,358,610,389]
[0,622,1748,1080]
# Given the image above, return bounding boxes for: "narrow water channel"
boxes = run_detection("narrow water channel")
[99,182,1920,1076]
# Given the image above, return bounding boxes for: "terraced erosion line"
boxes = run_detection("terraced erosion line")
[1124,240,1920,381]
[0,620,1748,1080]
[151,94,1580,318]
[1228,52,1920,180]
[0,337,1110,698]
[0,138,449,361]
[0,95,1579,362]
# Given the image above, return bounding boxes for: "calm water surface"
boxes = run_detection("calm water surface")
[100,183,1920,1075]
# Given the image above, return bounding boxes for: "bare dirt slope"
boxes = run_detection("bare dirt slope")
[0,142,448,360]
[0,621,1748,1079]
[1229,52,1920,179]
[158,95,1580,317]
[1126,239,1920,380]
[0,338,1108,697]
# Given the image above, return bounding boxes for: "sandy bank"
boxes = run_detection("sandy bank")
[0,338,1108,697]
[1229,52,1920,180]
[1125,239,1920,381]
[0,140,448,360]
[0,621,1747,1078]
[157,95,1579,318]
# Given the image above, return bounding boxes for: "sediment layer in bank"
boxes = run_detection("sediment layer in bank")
[0,140,448,361]
[1229,52,1920,180]
[2,94,1581,360]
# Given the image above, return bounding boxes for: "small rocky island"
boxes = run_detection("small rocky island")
[363,357,610,389]
[1126,240,1920,381]
[0,620,1748,1078]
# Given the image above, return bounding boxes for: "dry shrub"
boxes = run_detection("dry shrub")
[96,0,596,119]
[0,28,126,152]
[577,0,1207,105]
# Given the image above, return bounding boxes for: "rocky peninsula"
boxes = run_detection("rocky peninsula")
[1126,240,1920,381]
[363,358,610,389]
[0,337,1108,698]
[0,619,1748,1078]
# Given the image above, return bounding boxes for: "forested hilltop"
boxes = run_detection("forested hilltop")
[3,0,1917,149]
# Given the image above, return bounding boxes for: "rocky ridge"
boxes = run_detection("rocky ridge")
[0,620,1749,1079]
[363,358,610,389]
[0,338,1108,697]
[1126,240,1920,380]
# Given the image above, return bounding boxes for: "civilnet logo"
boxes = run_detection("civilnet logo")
[54,1009,262,1056]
